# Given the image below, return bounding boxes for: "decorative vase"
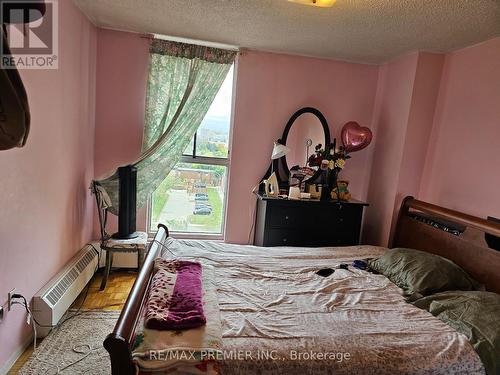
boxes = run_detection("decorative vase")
[320,168,338,201]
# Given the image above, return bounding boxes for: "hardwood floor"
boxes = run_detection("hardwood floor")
[7,271,136,374]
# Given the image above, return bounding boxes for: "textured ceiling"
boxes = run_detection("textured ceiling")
[73,0,500,64]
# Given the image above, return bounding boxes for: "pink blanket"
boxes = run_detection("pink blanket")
[145,259,206,330]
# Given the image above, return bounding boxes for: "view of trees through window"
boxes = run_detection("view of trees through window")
[150,66,233,235]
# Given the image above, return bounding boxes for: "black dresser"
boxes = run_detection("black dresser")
[254,193,368,247]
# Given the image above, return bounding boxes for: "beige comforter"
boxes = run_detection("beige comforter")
[154,239,484,375]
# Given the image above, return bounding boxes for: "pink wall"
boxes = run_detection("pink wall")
[393,53,444,233]
[419,38,500,220]
[93,29,151,235]
[363,53,419,245]
[364,52,445,246]
[364,39,500,247]
[0,1,96,370]
[225,50,380,243]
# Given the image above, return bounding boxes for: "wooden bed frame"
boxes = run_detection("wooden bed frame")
[104,198,500,375]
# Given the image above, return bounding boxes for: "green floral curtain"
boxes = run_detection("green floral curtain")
[96,39,236,214]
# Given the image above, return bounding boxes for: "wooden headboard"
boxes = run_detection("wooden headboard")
[392,196,500,294]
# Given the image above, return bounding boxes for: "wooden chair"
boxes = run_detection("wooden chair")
[91,181,148,290]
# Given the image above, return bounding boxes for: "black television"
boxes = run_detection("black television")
[112,165,139,239]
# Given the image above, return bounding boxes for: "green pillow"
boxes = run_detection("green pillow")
[414,291,500,375]
[368,248,482,300]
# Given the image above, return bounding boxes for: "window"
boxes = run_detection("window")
[149,66,234,237]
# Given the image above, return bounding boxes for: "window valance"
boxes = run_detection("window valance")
[150,39,237,64]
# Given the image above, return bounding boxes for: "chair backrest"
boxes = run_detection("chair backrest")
[91,180,110,241]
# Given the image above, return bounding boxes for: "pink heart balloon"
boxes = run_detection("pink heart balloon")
[341,121,373,153]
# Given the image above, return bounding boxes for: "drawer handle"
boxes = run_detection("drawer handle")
[285,216,289,220]
[283,238,288,243]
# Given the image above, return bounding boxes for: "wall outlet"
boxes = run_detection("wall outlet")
[8,288,17,311]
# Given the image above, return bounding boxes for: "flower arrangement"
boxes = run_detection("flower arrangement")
[307,139,351,201]
[307,139,351,172]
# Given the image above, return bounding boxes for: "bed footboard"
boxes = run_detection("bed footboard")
[104,224,169,375]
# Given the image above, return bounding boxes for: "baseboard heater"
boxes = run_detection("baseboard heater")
[32,244,98,337]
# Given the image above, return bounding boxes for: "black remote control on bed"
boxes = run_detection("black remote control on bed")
[316,268,335,277]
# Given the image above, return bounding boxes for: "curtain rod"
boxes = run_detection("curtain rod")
[140,33,239,52]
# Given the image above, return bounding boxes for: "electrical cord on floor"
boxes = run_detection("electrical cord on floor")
[11,299,37,350]
[8,243,127,373]
[12,291,125,374]
[12,297,97,374]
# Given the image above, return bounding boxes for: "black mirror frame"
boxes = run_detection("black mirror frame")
[262,107,331,190]
[281,107,331,178]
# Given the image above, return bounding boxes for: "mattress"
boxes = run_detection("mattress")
[150,239,484,375]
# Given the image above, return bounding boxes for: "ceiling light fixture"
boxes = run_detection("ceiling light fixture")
[288,0,336,8]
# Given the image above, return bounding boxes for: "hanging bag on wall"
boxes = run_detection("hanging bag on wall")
[0,27,30,150]
[0,0,46,150]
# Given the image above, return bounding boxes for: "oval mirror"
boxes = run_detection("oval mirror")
[281,107,330,184]
[285,113,326,169]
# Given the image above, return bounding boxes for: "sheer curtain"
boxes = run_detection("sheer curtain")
[96,39,237,214]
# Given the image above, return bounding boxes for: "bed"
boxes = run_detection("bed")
[104,196,500,374]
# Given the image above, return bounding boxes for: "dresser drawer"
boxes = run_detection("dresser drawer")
[264,229,304,246]
[253,195,368,247]
[317,205,362,229]
[268,205,305,228]
[264,229,359,247]
[267,204,362,230]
